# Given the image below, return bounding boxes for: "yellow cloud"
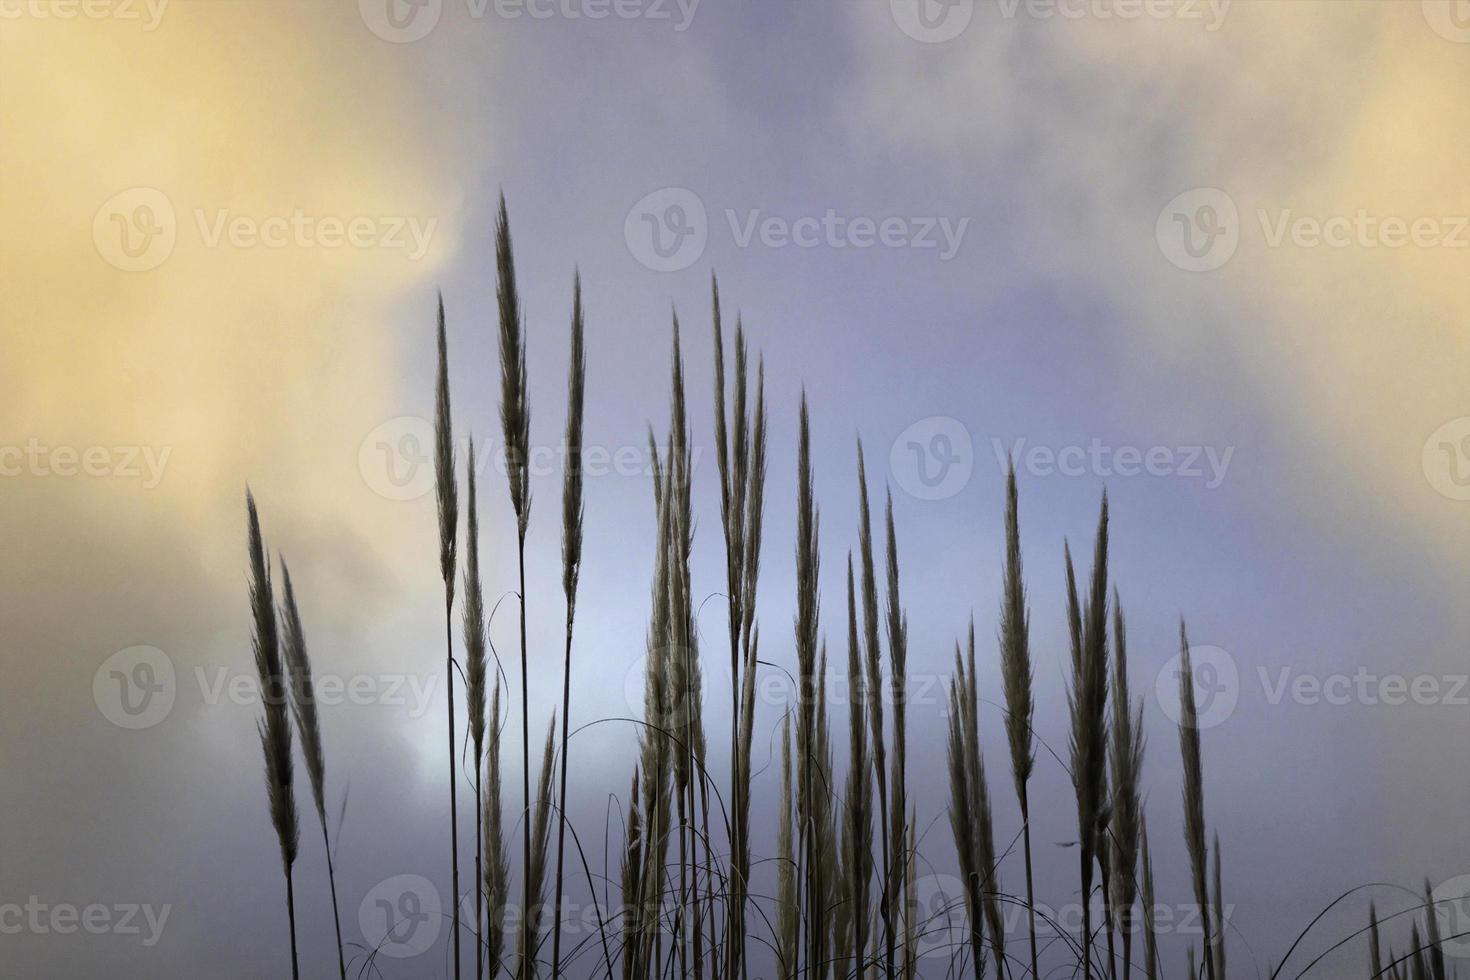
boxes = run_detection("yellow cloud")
[0,4,470,594]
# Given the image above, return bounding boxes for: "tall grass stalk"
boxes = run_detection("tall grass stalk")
[856,442,893,980]
[464,442,489,980]
[1065,495,1110,980]
[279,560,346,980]
[1108,593,1144,980]
[518,716,560,979]
[997,460,1038,980]
[494,194,534,979]
[549,272,587,980]
[794,393,823,980]
[245,492,300,980]
[778,715,799,979]
[633,445,675,980]
[883,490,909,980]
[713,278,767,980]
[1140,817,1160,980]
[1177,621,1216,980]
[947,622,1005,980]
[1423,878,1448,980]
[1212,834,1226,980]
[485,684,511,977]
[434,294,463,980]
[841,555,872,980]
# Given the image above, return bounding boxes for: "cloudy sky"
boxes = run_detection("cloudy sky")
[2,1,1468,977]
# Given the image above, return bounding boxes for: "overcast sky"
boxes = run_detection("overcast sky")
[3,2,1469,978]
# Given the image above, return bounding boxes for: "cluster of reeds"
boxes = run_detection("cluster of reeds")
[236,199,1456,980]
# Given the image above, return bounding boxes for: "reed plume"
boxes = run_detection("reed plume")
[841,554,873,980]
[495,194,535,980]
[794,392,824,980]
[1109,592,1145,980]
[883,489,910,980]
[433,293,463,980]
[1423,878,1447,980]
[549,272,587,980]
[245,492,299,980]
[464,442,489,980]
[947,622,1004,980]
[619,768,643,980]
[662,317,706,980]
[632,450,675,980]
[1212,833,1226,980]
[856,441,894,979]
[517,716,559,980]
[997,459,1038,980]
[813,646,841,980]
[1177,621,1216,980]
[1410,925,1428,980]
[777,715,799,980]
[713,277,768,980]
[1141,816,1160,980]
[1065,494,1111,980]
[485,684,510,977]
[279,559,346,980]
[947,667,984,980]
